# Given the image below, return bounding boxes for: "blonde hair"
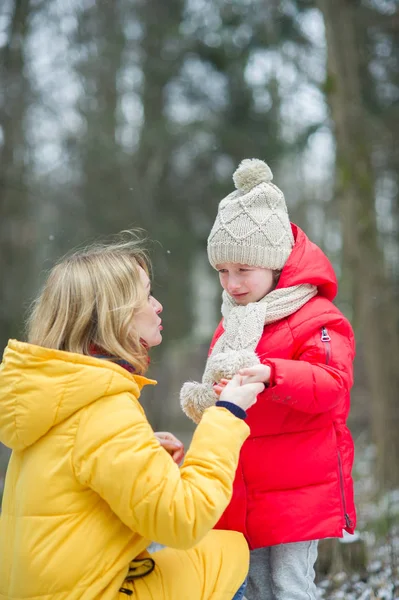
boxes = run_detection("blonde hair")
[27,231,152,375]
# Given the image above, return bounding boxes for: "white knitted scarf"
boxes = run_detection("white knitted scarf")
[180,283,317,423]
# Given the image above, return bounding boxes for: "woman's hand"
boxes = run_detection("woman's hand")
[154,432,185,464]
[219,374,265,412]
[239,364,271,385]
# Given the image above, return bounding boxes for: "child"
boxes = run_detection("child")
[0,232,265,600]
[181,159,356,600]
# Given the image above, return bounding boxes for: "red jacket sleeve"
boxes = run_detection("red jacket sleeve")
[262,325,354,414]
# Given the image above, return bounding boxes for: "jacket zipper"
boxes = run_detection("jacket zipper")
[337,449,354,529]
[322,327,352,528]
[321,326,331,364]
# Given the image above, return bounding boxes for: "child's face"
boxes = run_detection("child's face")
[216,263,275,305]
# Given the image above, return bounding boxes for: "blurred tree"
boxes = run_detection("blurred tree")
[69,0,194,345]
[166,0,318,254]
[131,0,193,342]
[73,0,127,235]
[179,0,315,206]
[0,0,35,352]
[317,0,399,488]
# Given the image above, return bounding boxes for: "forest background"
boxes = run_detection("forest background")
[1,1,398,596]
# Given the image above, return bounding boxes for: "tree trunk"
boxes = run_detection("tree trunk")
[73,1,126,236]
[0,0,33,351]
[134,0,196,343]
[316,536,368,580]
[317,0,399,488]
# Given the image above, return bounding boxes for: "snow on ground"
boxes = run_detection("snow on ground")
[317,442,399,599]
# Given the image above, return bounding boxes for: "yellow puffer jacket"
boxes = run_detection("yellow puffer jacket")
[0,340,250,600]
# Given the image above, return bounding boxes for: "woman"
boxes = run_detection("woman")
[0,233,263,600]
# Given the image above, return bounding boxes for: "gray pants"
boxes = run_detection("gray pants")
[246,541,318,600]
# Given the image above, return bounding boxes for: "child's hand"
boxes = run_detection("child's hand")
[213,378,229,397]
[154,431,185,464]
[238,364,271,385]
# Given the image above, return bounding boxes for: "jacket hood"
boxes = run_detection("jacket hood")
[278,225,337,300]
[0,340,156,451]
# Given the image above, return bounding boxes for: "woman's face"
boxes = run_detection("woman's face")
[134,267,163,347]
[216,263,275,305]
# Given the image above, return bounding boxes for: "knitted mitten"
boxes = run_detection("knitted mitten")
[180,350,260,424]
[180,382,217,424]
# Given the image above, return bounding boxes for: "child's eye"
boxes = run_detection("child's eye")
[218,269,227,274]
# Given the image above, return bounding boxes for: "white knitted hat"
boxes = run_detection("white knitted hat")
[207,159,294,270]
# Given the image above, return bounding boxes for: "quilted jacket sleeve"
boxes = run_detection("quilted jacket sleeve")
[262,324,355,414]
[72,394,249,549]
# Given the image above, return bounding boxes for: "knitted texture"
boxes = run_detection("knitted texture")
[180,283,317,423]
[207,159,295,270]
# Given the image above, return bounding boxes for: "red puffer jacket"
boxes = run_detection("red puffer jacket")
[213,225,356,549]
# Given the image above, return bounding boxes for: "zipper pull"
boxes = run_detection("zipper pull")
[321,327,331,342]
[345,513,354,529]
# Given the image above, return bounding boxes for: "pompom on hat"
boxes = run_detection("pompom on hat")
[207,158,294,270]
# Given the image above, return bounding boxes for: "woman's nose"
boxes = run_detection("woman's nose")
[154,298,163,314]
